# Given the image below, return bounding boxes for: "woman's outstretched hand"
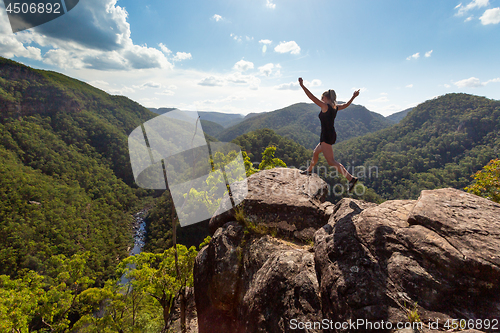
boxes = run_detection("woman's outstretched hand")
[353,89,360,98]
[298,77,304,86]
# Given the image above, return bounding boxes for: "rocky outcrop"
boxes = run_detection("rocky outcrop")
[209,168,333,242]
[195,222,322,333]
[170,287,198,333]
[315,188,500,331]
[195,167,500,333]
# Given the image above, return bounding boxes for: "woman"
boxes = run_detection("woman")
[298,77,360,192]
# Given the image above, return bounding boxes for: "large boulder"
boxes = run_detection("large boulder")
[196,172,499,333]
[209,168,332,242]
[194,222,322,333]
[314,188,500,332]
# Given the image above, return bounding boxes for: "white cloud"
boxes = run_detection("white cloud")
[258,63,276,76]
[266,0,276,9]
[454,77,483,87]
[406,52,420,60]
[233,59,254,72]
[425,50,433,57]
[135,82,162,89]
[230,33,242,42]
[275,79,320,90]
[173,52,192,62]
[452,76,500,87]
[212,14,223,22]
[274,41,301,55]
[465,15,474,22]
[259,39,272,54]
[0,11,42,60]
[227,73,261,89]
[480,7,500,24]
[275,82,300,90]
[406,84,414,88]
[155,90,175,96]
[159,43,172,55]
[197,69,261,90]
[0,0,174,70]
[198,76,225,87]
[369,96,390,103]
[485,78,500,84]
[455,0,489,16]
[310,79,322,87]
[444,84,451,88]
[198,95,246,107]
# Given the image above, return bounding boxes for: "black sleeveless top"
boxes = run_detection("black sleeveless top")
[319,104,338,145]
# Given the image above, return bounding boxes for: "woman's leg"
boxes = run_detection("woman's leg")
[305,143,322,172]
[320,142,353,181]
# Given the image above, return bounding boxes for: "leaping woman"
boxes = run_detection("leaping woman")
[298,77,360,192]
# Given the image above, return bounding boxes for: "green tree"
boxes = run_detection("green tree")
[0,270,45,333]
[76,245,198,333]
[242,151,258,176]
[465,158,500,203]
[258,146,287,171]
[0,253,95,333]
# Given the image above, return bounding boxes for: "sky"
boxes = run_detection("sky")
[1,0,499,116]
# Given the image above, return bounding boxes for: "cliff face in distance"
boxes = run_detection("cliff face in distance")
[194,168,500,333]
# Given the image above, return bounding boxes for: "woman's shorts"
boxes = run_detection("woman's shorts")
[320,131,336,145]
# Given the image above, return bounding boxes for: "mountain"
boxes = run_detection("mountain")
[149,108,245,128]
[149,107,177,115]
[0,57,157,281]
[333,93,500,199]
[200,119,224,137]
[386,107,413,123]
[230,128,311,168]
[215,102,395,149]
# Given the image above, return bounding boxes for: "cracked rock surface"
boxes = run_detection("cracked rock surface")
[196,168,500,333]
[315,188,500,332]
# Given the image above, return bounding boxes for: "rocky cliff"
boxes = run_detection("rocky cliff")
[194,168,500,332]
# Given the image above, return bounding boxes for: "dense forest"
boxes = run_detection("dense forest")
[1,56,499,332]
[333,93,500,199]
[0,57,162,284]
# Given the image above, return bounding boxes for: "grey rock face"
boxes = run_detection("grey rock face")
[196,176,499,333]
[209,168,331,242]
[195,222,322,333]
[314,188,500,332]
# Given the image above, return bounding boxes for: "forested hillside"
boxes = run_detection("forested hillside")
[0,57,157,282]
[216,102,394,149]
[386,107,412,123]
[334,93,500,199]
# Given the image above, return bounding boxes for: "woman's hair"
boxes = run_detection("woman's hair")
[322,89,337,107]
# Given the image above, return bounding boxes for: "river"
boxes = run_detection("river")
[119,210,147,286]
[130,209,147,255]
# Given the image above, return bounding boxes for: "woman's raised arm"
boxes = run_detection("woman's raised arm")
[299,78,327,110]
[337,89,360,111]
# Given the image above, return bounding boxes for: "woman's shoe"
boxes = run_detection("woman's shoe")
[300,170,310,175]
[348,177,358,192]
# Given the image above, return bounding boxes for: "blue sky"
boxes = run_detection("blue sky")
[1,0,499,116]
